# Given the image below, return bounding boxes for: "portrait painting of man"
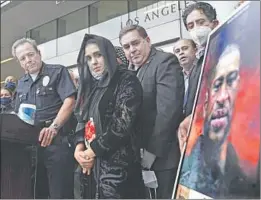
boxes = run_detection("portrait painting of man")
[176,1,260,199]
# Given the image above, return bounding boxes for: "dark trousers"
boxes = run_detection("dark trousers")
[74,164,84,199]
[34,138,74,199]
[147,167,178,199]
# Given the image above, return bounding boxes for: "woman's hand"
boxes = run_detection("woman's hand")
[74,143,95,174]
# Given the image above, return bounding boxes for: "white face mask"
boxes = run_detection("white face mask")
[90,67,108,80]
[90,71,103,80]
[190,26,212,47]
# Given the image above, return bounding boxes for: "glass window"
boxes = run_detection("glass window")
[58,7,89,38]
[129,0,159,12]
[30,20,57,44]
[90,1,128,26]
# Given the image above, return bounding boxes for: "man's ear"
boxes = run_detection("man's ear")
[194,47,198,54]
[38,50,41,56]
[145,36,151,45]
[213,19,219,28]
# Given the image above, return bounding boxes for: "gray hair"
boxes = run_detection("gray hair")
[119,25,148,44]
[11,38,39,59]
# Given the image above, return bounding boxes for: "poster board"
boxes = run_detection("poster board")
[174,1,260,199]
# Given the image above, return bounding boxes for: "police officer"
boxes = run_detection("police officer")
[12,38,76,199]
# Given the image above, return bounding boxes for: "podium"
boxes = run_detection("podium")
[0,113,40,199]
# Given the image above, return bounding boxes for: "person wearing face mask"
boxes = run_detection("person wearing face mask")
[5,75,17,83]
[5,75,17,90]
[4,76,17,106]
[0,88,14,113]
[4,77,17,94]
[178,2,219,151]
[183,2,219,59]
[73,34,144,199]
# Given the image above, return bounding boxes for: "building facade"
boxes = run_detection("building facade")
[1,0,239,81]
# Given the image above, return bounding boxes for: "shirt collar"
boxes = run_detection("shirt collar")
[182,69,190,77]
[182,58,198,77]
[196,46,205,59]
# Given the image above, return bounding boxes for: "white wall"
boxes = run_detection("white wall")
[40,1,239,67]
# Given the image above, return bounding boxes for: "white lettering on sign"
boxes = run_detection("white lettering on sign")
[121,1,197,29]
[123,2,178,27]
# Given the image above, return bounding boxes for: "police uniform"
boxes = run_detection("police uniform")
[15,63,77,198]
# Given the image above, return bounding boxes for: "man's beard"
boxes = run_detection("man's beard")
[202,115,231,175]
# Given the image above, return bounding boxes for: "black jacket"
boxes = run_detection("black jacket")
[75,68,143,162]
[135,47,184,170]
[184,55,204,117]
[0,103,14,114]
[74,34,144,199]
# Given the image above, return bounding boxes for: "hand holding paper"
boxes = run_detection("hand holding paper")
[141,149,156,169]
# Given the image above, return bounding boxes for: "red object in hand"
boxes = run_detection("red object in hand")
[85,118,96,142]
[83,118,96,176]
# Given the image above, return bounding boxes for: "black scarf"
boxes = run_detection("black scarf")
[74,34,118,134]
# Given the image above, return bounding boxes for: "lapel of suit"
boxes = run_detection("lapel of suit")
[137,47,156,82]
[189,55,203,83]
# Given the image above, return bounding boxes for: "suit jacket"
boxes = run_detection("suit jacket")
[184,55,203,117]
[135,47,184,170]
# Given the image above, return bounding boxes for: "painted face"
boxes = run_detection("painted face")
[204,50,240,142]
[15,42,42,74]
[120,30,151,67]
[85,43,106,79]
[173,40,197,71]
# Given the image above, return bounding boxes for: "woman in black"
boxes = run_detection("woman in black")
[73,34,145,199]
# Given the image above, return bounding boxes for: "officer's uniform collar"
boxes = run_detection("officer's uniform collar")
[21,62,48,82]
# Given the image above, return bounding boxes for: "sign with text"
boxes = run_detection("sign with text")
[121,1,196,29]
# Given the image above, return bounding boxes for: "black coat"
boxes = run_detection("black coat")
[74,34,145,199]
[75,68,145,198]
[135,47,184,170]
[184,56,204,117]
[0,103,14,114]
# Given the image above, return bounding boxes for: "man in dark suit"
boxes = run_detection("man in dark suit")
[173,39,197,113]
[119,25,184,199]
[178,2,220,150]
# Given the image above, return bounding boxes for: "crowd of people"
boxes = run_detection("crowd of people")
[0,2,250,199]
